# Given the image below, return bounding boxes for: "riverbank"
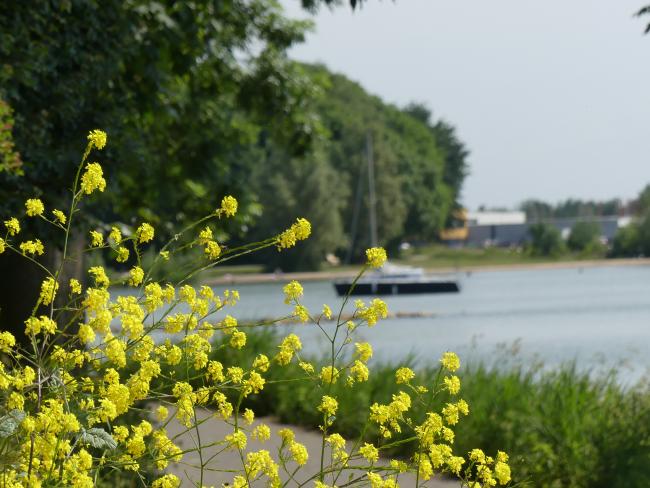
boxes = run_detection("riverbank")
[205,257,650,285]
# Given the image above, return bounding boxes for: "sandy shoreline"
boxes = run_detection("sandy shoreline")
[205,257,650,285]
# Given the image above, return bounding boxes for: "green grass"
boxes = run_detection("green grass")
[202,329,650,488]
[392,244,603,270]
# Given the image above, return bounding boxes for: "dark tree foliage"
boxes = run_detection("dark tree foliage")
[0,0,319,336]
[520,199,622,221]
[611,185,650,257]
[528,223,565,257]
[0,0,316,232]
[404,103,469,215]
[567,221,600,252]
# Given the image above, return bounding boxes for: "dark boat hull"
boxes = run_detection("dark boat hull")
[334,280,460,296]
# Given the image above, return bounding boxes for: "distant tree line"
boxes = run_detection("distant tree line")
[519,198,624,221]
[525,185,650,258]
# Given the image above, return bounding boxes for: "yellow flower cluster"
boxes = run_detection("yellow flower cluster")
[283,280,303,304]
[52,208,66,224]
[219,195,238,217]
[87,129,107,150]
[39,276,58,305]
[365,246,387,268]
[25,198,44,217]
[275,333,302,365]
[276,217,311,250]
[355,298,388,326]
[0,131,513,488]
[80,162,106,194]
[19,239,44,255]
[136,222,154,243]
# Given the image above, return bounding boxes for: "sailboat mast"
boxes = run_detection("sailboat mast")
[366,131,379,248]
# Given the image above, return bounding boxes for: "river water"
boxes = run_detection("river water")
[210,264,650,382]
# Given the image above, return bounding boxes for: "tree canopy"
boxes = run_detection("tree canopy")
[0,1,468,271]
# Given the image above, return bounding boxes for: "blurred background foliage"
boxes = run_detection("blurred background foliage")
[0,0,468,271]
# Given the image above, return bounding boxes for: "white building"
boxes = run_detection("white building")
[466,211,526,226]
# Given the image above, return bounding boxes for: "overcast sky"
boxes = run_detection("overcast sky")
[281,0,650,210]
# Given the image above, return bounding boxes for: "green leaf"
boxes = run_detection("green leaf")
[0,409,25,438]
[79,428,117,450]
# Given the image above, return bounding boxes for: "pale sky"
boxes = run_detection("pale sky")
[281,0,650,210]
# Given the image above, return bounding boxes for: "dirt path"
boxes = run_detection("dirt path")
[166,409,459,487]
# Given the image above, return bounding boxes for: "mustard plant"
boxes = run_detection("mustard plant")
[0,131,515,487]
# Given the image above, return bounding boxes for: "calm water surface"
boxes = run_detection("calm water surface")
[212,265,650,380]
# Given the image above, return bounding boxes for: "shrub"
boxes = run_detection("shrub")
[528,223,565,257]
[567,221,600,252]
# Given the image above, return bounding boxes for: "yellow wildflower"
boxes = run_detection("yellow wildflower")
[299,361,315,374]
[495,461,511,485]
[318,395,338,417]
[440,351,460,372]
[322,304,332,319]
[4,217,20,235]
[0,238,4,254]
[116,246,129,262]
[198,226,213,244]
[19,239,44,255]
[294,304,309,322]
[87,129,107,150]
[355,342,373,362]
[359,442,379,463]
[230,330,247,349]
[242,408,255,425]
[204,240,221,259]
[320,366,339,385]
[283,280,303,304]
[80,162,106,194]
[78,324,95,344]
[39,277,58,305]
[225,430,247,450]
[227,366,244,384]
[219,195,238,217]
[252,424,271,442]
[0,332,15,353]
[52,209,66,224]
[275,333,302,365]
[447,456,465,475]
[365,247,387,268]
[88,266,109,288]
[289,441,309,465]
[156,406,169,422]
[109,226,122,244]
[276,218,311,250]
[129,266,144,286]
[136,222,154,243]
[151,474,180,488]
[444,375,461,395]
[25,198,44,217]
[395,367,415,384]
[25,315,57,335]
[350,360,369,383]
[253,354,270,372]
[90,230,104,247]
